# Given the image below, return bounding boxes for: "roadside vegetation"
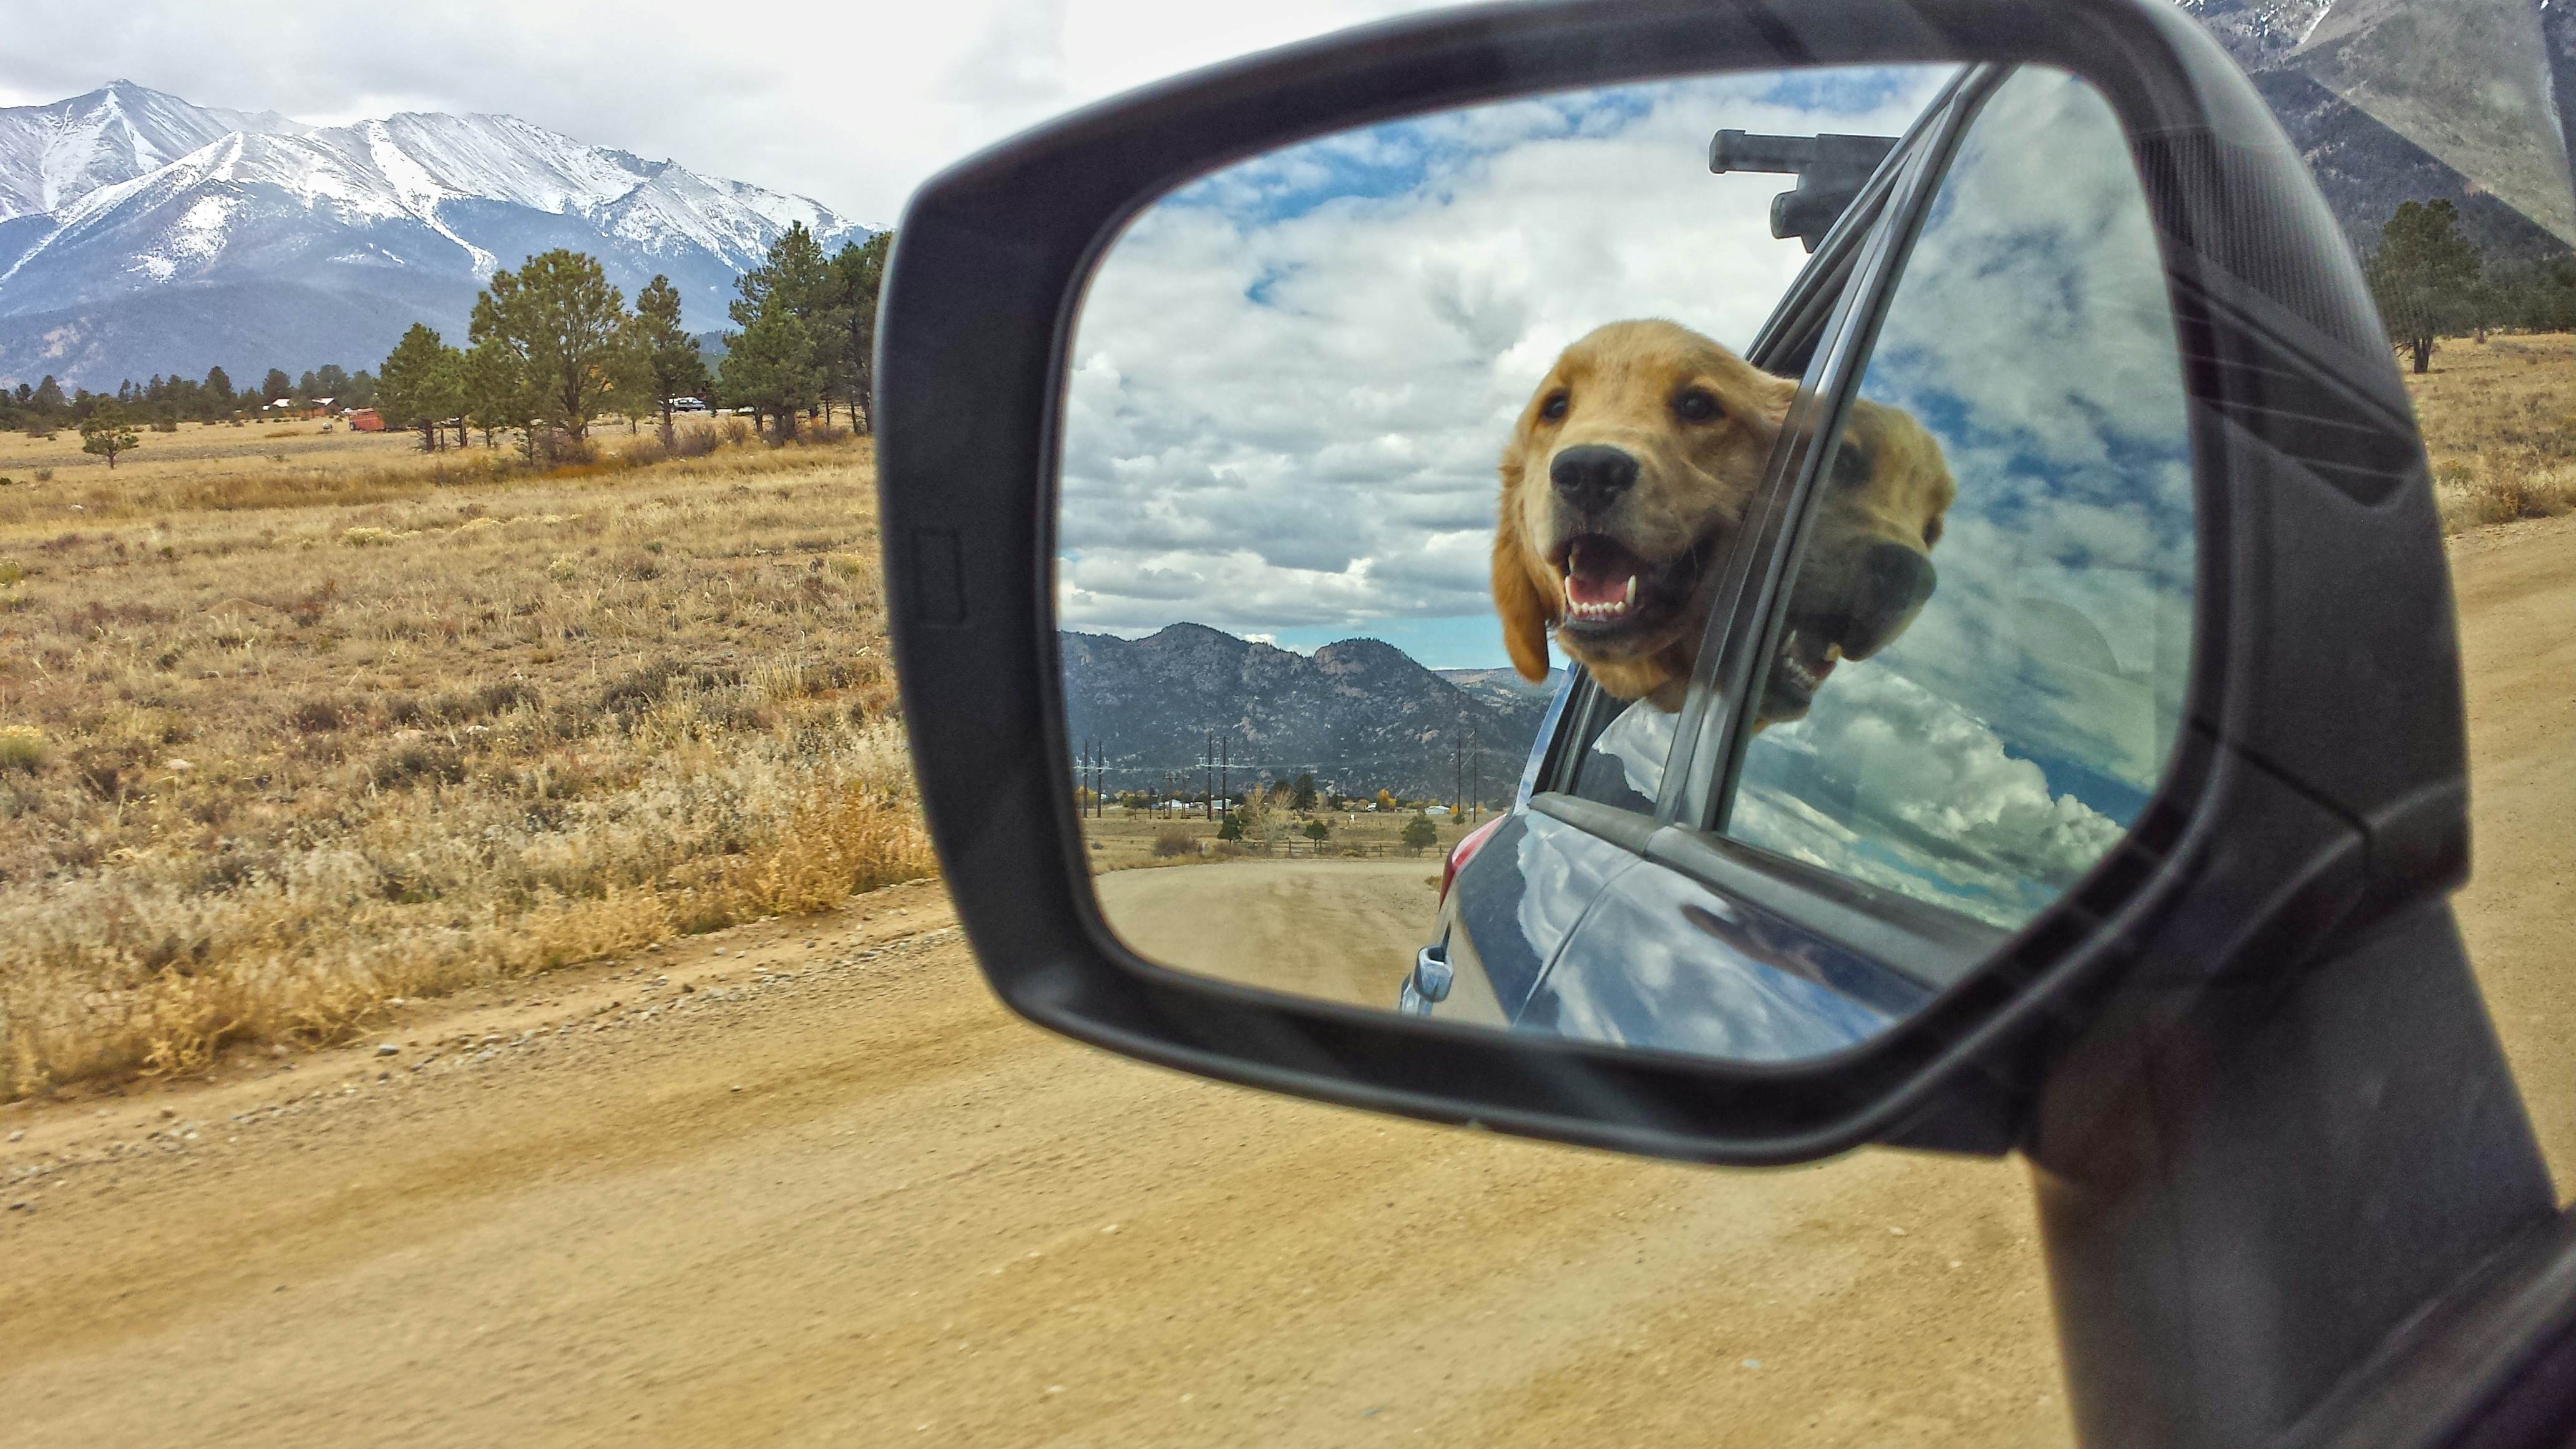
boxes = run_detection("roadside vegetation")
[2403,333,2576,534]
[0,421,929,1098]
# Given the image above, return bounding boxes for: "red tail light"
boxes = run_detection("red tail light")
[1440,814,1506,905]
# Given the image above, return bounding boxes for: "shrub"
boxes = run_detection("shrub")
[0,724,45,773]
[1402,811,1438,853]
[1210,839,1246,859]
[288,697,346,733]
[1152,826,1195,858]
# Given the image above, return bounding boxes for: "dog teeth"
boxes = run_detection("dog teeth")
[1623,575,1637,607]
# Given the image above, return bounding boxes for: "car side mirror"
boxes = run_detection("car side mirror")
[874,0,2457,1166]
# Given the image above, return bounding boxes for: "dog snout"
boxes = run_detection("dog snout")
[1549,445,1639,517]
[1843,542,1937,657]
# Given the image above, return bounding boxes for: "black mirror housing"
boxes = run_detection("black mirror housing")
[874,0,2457,1165]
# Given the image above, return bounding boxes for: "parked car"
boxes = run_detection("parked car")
[877,2,2576,1446]
[670,396,709,412]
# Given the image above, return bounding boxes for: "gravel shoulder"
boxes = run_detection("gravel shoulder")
[2,515,2570,1448]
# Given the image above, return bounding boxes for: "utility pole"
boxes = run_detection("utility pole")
[1221,736,1229,813]
[1204,729,1214,820]
[1471,722,1481,822]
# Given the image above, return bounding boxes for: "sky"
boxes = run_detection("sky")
[1058,66,1955,670]
[0,0,1463,226]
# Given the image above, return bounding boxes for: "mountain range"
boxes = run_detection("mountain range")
[1060,624,1559,806]
[2179,0,2575,255]
[0,81,870,391]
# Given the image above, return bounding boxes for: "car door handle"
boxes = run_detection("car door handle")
[1400,940,1455,1014]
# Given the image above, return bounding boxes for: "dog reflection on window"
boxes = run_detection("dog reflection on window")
[1492,320,1953,800]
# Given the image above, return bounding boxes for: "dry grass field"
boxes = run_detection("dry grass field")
[0,418,930,1097]
[2406,332,2576,532]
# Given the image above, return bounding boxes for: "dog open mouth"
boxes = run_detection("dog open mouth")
[1551,534,1695,642]
[1762,623,1841,718]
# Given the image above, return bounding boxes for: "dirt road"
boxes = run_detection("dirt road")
[4,515,2571,1448]
[1094,858,1442,1007]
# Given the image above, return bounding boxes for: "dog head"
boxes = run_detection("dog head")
[1759,396,1954,724]
[1492,320,1795,703]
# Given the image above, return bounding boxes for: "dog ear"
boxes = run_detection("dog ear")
[1492,456,1556,683]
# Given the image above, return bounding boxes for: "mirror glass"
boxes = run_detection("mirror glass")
[1056,63,2187,1055]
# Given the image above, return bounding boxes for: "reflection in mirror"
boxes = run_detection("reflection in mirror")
[1726,69,2194,934]
[1057,66,1988,1045]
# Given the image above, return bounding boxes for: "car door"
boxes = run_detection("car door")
[1526,65,2196,1070]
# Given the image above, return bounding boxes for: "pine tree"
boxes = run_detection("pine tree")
[634,275,710,447]
[470,250,635,445]
[720,309,820,443]
[2366,200,2482,375]
[261,368,293,402]
[80,401,140,468]
[829,232,891,433]
[377,323,466,452]
[732,223,839,425]
[460,340,525,451]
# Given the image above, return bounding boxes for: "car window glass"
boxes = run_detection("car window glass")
[1563,680,1682,812]
[1721,68,2195,929]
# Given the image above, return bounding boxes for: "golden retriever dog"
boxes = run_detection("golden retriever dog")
[1492,318,1952,723]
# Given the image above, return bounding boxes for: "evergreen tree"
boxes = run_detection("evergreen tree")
[460,340,526,451]
[470,250,635,444]
[80,401,140,468]
[377,323,466,452]
[731,223,839,423]
[312,363,351,398]
[261,368,293,402]
[719,308,819,443]
[2366,200,2482,374]
[829,232,891,433]
[633,275,710,446]
[343,370,378,409]
[30,376,64,417]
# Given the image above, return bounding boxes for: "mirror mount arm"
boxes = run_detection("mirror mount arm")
[2028,900,2557,1447]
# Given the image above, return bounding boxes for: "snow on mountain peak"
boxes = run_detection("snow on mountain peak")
[0,81,874,388]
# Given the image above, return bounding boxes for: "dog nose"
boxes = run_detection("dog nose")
[1862,541,1938,618]
[1549,445,1638,515]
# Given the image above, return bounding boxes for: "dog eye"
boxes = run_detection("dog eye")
[1672,389,1722,422]
[1538,391,1569,422]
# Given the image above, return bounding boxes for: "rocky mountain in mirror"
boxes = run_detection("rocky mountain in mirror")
[1060,624,1558,806]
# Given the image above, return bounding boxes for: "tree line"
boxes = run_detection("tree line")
[2,363,378,436]
[2366,198,2576,373]
[371,222,890,454]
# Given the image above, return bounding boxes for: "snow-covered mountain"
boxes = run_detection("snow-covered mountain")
[0,81,871,390]
[2177,0,2574,254]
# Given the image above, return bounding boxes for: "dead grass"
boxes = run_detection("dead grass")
[0,422,932,1097]
[2404,333,2576,534]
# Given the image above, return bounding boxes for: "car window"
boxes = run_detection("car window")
[1561,676,1683,812]
[1719,68,2196,929]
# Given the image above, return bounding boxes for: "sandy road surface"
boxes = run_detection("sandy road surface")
[4,517,2573,1448]
[1095,858,1443,1007]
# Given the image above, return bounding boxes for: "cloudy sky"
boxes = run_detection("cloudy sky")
[0,0,1466,225]
[1059,66,1954,668]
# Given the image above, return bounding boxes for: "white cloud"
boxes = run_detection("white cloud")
[1058,66,1956,643]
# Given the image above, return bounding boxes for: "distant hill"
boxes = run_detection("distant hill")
[0,81,871,390]
[1061,624,1550,806]
[2178,0,2574,256]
